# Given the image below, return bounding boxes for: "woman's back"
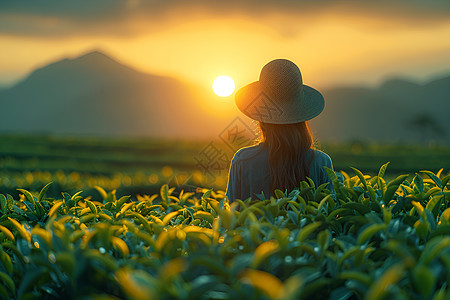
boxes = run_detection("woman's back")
[226,142,333,202]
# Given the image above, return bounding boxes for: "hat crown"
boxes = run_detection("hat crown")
[259,59,303,100]
[234,58,324,124]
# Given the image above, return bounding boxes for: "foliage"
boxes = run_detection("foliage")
[2,134,450,194]
[0,165,449,299]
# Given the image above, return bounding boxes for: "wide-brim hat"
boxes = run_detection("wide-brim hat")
[235,59,324,124]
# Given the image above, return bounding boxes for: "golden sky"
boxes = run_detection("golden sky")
[1,0,450,92]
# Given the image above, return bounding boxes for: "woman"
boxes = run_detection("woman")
[226,59,334,202]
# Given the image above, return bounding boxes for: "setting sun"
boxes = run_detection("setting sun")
[212,75,235,97]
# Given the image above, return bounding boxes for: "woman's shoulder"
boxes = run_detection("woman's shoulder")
[232,142,265,162]
[311,149,333,166]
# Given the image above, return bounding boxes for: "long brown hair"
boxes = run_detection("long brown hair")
[257,121,314,195]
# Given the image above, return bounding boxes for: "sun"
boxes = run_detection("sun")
[212,75,235,97]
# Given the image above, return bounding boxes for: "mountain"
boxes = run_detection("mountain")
[0,50,449,144]
[0,50,225,139]
[310,75,450,144]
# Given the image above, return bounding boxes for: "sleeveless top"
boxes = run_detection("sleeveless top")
[225,142,334,202]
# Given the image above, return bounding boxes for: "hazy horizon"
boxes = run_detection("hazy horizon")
[1,48,450,92]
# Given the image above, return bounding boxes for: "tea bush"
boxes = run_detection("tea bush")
[0,164,449,299]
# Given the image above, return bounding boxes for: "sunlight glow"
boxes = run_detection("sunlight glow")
[212,75,235,97]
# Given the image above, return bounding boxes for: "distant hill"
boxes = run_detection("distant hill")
[0,50,449,144]
[0,51,223,139]
[310,74,450,144]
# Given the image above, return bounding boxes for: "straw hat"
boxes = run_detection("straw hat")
[235,59,324,124]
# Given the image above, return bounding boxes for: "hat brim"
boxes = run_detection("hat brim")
[235,81,324,124]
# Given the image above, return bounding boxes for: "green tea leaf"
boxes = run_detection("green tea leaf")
[274,189,285,199]
[17,189,36,208]
[367,185,377,203]
[384,185,400,204]
[115,268,156,300]
[338,271,372,286]
[240,269,285,300]
[193,211,214,224]
[350,167,368,190]
[0,271,15,294]
[424,187,442,199]
[324,166,341,196]
[163,211,180,225]
[386,174,409,189]
[412,265,435,297]
[419,236,450,265]
[421,170,442,188]
[117,196,131,209]
[111,236,129,257]
[426,195,443,217]
[365,263,404,300]
[94,186,108,200]
[0,195,7,214]
[85,199,98,214]
[201,188,212,200]
[251,240,279,268]
[7,217,30,242]
[441,208,450,223]
[0,225,15,242]
[378,177,387,196]
[48,201,63,218]
[71,190,83,200]
[414,174,424,194]
[317,229,330,251]
[377,162,390,180]
[297,222,322,242]
[0,251,12,275]
[441,174,450,189]
[358,223,386,245]
[317,194,334,214]
[38,182,52,203]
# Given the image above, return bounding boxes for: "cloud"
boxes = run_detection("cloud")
[0,0,449,38]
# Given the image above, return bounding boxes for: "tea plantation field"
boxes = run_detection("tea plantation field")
[0,164,449,299]
[1,134,449,200]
